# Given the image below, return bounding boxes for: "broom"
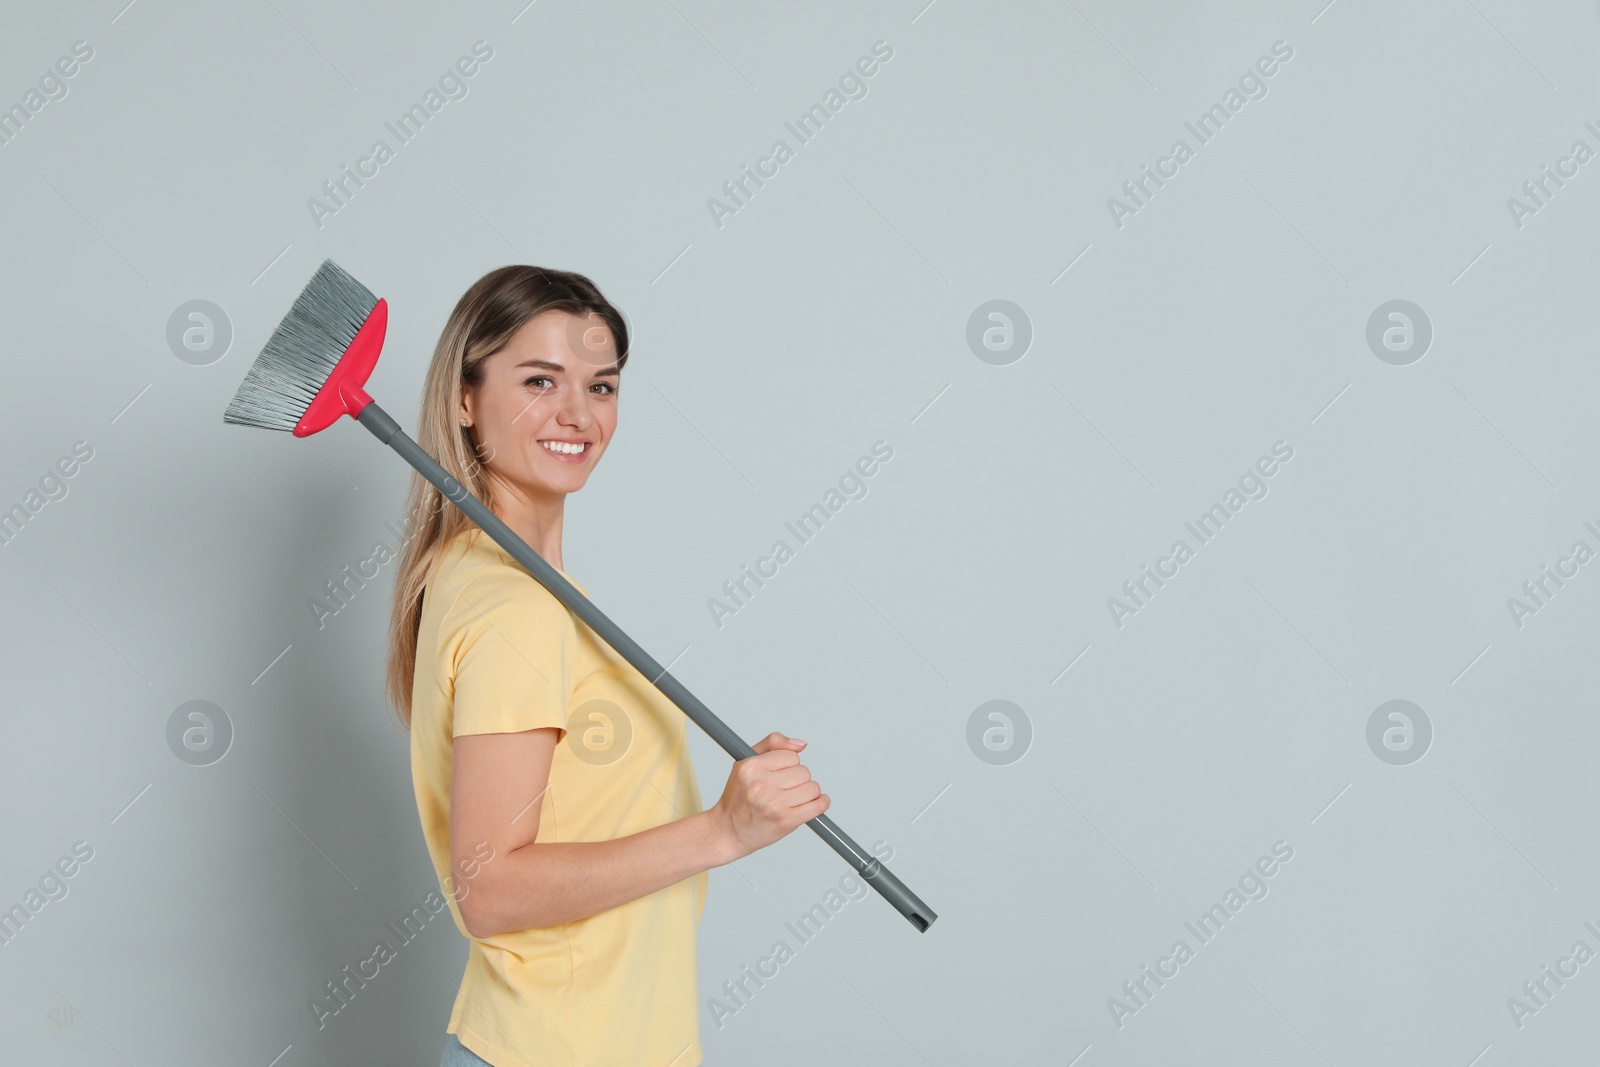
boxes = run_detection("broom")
[223,258,937,933]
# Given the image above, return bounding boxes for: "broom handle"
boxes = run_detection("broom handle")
[357,401,937,933]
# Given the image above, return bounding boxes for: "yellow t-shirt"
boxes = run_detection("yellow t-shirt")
[410,527,708,1067]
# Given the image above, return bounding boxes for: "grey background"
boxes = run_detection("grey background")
[0,0,1594,1064]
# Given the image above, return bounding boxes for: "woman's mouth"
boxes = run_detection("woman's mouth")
[538,439,591,463]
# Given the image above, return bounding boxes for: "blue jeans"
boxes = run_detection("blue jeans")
[440,1033,495,1066]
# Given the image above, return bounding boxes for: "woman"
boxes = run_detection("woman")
[383,265,829,1067]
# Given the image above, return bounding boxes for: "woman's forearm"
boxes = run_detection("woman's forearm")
[463,809,735,937]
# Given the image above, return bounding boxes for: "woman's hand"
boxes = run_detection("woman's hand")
[704,732,829,863]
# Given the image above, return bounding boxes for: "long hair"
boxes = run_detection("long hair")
[383,265,630,729]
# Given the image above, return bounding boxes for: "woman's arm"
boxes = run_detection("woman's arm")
[449,727,719,936]
[449,727,825,938]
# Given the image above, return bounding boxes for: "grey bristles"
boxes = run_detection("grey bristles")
[222,258,380,432]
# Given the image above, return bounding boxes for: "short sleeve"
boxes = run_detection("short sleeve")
[442,561,576,739]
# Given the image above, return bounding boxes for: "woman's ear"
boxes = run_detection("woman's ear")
[459,388,474,428]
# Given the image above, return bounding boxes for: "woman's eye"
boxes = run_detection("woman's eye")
[524,376,553,390]
[591,381,616,395]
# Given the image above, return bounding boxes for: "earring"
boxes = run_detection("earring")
[460,418,469,427]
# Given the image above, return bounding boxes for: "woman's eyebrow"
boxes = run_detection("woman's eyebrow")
[513,358,620,376]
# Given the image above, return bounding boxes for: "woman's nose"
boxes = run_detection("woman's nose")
[558,392,591,429]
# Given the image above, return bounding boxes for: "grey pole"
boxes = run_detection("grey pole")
[358,400,937,932]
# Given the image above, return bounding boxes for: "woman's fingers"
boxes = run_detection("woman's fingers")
[751,731,807,754]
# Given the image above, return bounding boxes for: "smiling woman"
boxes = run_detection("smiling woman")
[384,264,830,1067]
[456,310,621,507]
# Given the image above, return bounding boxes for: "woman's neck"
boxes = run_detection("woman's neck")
[486,480,567,572]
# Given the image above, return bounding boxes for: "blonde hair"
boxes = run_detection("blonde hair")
[383,264,630,729]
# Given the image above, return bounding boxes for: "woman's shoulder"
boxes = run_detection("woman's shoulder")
[432,528,578,637]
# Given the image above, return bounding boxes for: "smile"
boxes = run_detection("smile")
[539,440,591,461]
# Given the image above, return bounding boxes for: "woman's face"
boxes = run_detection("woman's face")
[460,309,620,501]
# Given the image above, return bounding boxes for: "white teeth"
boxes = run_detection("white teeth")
[540,441,587,455]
